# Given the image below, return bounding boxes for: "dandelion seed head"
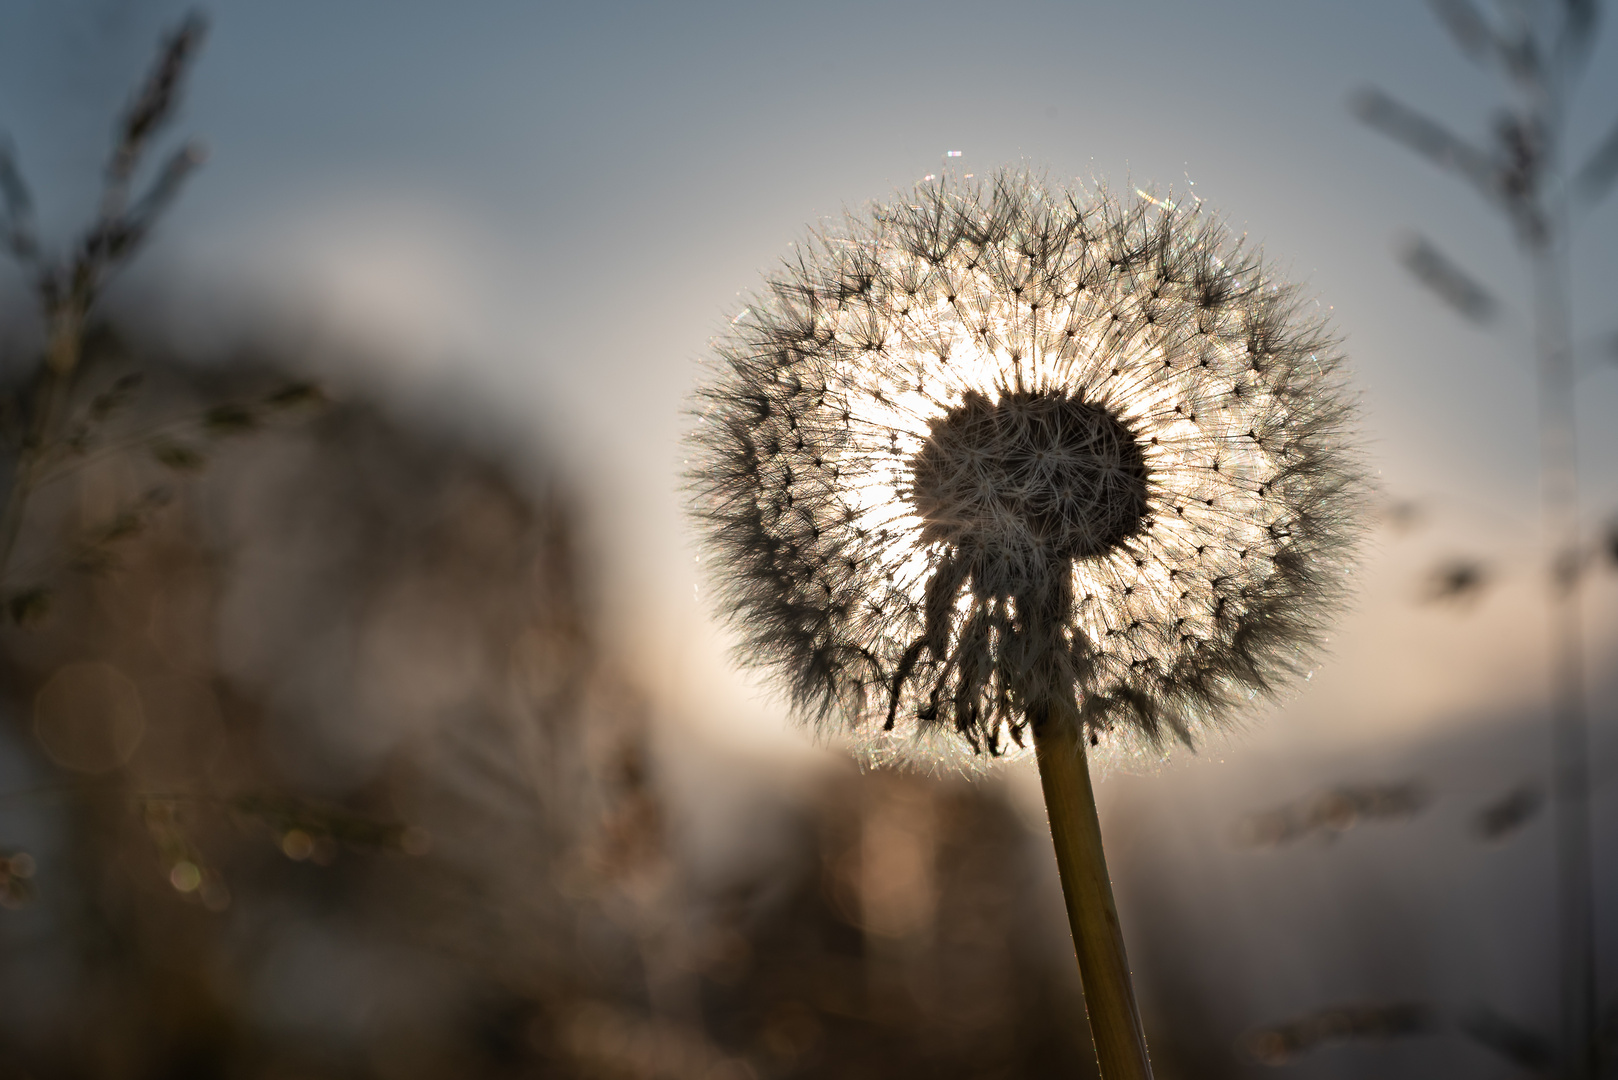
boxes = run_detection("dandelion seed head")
[689,170,1364,765]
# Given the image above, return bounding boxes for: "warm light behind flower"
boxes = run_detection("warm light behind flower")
[691,171,1363,764]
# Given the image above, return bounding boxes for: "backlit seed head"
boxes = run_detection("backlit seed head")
[689,171,1364,764]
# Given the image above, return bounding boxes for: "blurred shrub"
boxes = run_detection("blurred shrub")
[0,327,1135,1078]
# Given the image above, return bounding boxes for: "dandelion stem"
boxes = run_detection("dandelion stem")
[1032,705,1152,1080]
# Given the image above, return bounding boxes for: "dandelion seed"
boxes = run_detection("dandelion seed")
[689,170,1363,764]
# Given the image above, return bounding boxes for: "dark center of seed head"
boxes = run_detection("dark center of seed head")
[909,389,1149,566]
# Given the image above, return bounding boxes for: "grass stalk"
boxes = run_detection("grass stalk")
[0,299,82,589]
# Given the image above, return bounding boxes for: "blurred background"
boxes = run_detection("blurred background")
[0,1,1615,1076]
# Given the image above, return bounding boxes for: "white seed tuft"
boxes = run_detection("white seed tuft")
[688,171,1365,763]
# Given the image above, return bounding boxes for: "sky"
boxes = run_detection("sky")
[0,0,1615,767]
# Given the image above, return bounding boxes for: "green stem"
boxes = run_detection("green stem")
[1032,706,1152,1080]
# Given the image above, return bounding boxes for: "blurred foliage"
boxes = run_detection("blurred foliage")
[1232,781,1430,848]
[1295,1,1618,1074]
[0,329,1167,1078]
[1475,782,1547,842]
[1420,558,1491,607]
[1244,1002,1435,1066]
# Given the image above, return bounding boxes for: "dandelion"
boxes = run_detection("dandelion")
[692,172,1360,756]
[688,170,1363,1077]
